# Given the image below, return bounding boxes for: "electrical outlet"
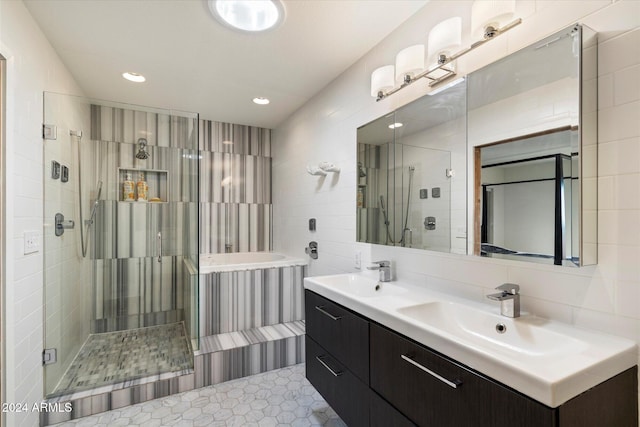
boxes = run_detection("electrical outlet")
[24,231,40,254]
[355,251,361,269]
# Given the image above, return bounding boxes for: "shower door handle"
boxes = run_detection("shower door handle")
[157,231,162,263]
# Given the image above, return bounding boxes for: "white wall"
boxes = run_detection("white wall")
[274,0,640,409]
[0,0,83,425]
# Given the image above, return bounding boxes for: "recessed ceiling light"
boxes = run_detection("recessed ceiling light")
[122,72,146,83]
[388,122,403,129]
[253,97,270,105]
[208,0,285,32]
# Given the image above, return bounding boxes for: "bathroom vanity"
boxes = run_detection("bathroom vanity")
[304,275,638,427]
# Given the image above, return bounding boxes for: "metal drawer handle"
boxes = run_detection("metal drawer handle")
[315,305,342,321]
[316,355,343,377]
[401,354,462,389]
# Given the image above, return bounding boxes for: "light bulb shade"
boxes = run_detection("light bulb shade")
[395,44,425,85]
[427,17,462,68]
[371,65,395,98]
[471,0,515,40]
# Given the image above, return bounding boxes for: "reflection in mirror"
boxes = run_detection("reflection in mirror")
[357,79,467,254]
[469,24,597,266]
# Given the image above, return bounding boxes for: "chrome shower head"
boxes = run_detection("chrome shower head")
[358,162,367,178]
[135,138,150,160]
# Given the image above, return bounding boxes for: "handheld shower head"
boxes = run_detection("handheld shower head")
[136,138,150,160]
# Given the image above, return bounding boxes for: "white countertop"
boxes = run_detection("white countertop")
[304,273,637,408]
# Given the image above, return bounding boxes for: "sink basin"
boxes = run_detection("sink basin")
[397,301,587,362]
[304,273,637,407]
[309,274,407,298]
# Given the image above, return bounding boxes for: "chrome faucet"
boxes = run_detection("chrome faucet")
[487,283,520,318]
[367,260,392,282]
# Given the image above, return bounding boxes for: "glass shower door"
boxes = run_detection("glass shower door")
[43,93,199,397]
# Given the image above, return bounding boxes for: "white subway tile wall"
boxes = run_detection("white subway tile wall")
[1,0,85,425]
[273,0,640,412]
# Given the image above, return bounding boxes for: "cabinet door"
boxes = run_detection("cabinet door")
[306,336,369,427]
[305,290,369,383]
[370,389,416,427]
[370,324,556,427]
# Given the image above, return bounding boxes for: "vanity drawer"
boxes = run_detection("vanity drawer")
[305,336,369,427]
[305,290,369,383]
[370,389,416,427]
[370,323,555,427]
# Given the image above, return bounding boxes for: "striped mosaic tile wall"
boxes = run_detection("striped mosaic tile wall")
[89,105,199,337]
[199,120,272,253]
[199,265,306,337]
[91,104,198,149]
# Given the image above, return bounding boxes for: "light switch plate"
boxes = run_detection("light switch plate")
[24,231,40,254]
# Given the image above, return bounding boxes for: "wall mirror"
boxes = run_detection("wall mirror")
[357,80,467,254]
[469,24,597,266]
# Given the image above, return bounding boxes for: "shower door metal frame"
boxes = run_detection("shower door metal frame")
[0,54,7,427]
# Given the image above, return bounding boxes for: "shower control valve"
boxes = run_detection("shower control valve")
[55,213,75,236]
[305,241,318,259]
[424,216,436,230]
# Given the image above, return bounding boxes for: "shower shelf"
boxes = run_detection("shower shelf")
[118,167,169,202]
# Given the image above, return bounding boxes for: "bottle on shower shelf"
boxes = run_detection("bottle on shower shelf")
[123,172,135,201]
[136,172,148,202]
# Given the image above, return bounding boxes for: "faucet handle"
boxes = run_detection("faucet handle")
[368,260,390,269]
[495,283,520,295]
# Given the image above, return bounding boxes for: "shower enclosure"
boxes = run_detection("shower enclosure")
[43,93,199,398]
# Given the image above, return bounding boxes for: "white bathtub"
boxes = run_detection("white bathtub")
[199,251,307,274]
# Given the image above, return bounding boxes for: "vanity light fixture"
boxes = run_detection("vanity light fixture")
[427,17,462,69]
[395,45,425,86]
[122,72,146,83]
[471,0,516,40]
[253,97,270,105]
[371,65,395,99]
[371,0,521,102]
[209,0,285,32]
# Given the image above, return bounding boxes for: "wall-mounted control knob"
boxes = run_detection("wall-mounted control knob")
[305,241,318,259]
[55,213,75,236]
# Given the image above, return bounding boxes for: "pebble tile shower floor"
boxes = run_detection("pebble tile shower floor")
[53,323,193,396]
[55,364,346,427]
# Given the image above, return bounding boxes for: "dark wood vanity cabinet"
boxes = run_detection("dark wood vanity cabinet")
[370,323,554,427]
[305,290,371,427]
[304,290,638,427]
[305,290,369,383]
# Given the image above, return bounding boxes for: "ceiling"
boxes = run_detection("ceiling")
[24,0,428,129]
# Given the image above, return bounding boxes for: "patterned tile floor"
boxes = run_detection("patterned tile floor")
[53,323,193,397]
[55,364,346,427]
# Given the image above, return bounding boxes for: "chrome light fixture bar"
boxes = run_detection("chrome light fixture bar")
[375,18,522,101]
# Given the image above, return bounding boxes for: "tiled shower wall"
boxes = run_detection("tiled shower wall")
[199,120,272,254]
[42,93,92,398]
[89,104,199,337]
